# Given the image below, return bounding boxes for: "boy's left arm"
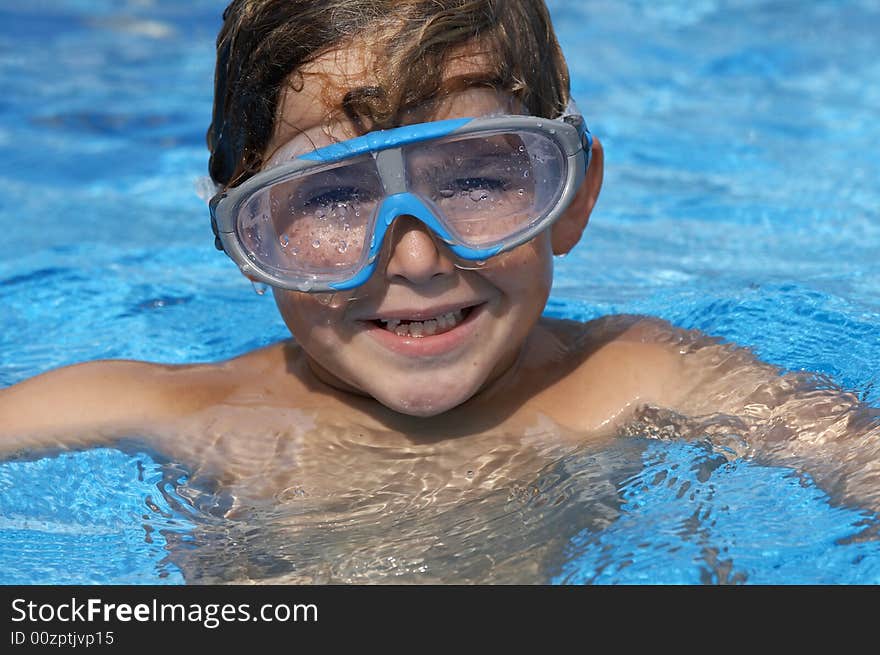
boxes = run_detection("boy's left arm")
[649,319,880,515]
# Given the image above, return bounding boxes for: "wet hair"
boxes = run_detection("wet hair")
[207,0,571,189]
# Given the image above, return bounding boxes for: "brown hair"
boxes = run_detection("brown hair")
[207,0,571,189]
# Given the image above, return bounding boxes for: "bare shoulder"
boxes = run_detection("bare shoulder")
[527,314,775,431]
[521,315,678,430]
[540,313,691,374]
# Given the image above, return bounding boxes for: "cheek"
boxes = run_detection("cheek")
[479,235,553,298]
[272,289,351,344]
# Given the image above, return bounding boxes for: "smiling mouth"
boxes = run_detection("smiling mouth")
[370,306,478,338]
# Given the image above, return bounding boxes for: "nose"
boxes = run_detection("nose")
[382,214,457,285]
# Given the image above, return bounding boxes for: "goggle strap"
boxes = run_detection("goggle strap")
[209,203,226,252]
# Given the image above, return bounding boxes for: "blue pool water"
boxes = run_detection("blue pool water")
[1,0,879,584]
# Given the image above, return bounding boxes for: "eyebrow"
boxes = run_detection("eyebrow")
[438,72,506,94]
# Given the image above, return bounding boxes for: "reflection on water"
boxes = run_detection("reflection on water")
[0,448,189,584]
[2,394,880,584]
[148,395,880,584]
[557,437,880,585]
[159,434,636,584]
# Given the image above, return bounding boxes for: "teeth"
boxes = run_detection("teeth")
[378,309,466,337]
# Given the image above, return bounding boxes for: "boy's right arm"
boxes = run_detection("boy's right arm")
[0,360,232,455]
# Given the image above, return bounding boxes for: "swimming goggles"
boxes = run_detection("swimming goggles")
[209,108,592,292]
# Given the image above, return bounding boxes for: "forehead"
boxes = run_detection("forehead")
[265,39,521,160]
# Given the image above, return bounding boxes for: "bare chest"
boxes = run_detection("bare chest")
[154,399,594,506]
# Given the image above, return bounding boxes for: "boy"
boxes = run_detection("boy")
[1,0,878,517]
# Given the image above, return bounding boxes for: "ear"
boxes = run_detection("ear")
[551,136,604,255]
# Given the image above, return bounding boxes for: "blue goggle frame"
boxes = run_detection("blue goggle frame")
[210,110,592,292]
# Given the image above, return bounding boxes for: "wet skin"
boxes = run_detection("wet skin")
[261,53,580,419]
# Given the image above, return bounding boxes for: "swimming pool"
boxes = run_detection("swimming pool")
[1,0,878,584]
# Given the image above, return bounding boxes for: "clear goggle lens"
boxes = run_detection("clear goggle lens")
[405,130,566,247]
[234,129,567,280]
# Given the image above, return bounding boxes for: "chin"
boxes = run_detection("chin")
[373,384,476,418]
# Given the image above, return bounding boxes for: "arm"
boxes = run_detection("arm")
[0,360,232,457]
[661,326,880,514]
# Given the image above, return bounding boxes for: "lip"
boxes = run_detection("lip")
[359,302,487,357]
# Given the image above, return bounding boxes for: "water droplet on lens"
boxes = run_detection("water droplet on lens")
[337,241,348,253]
[279,234,290,247]
[251,280,269,296]
[439,188,454,198]
[517,188,525,196]
[469,190,488,202]
[296,279,313,292]
[522,170,530,178]
[239,263,251,274]
[518,145,525,152]
[315,207,326,219]
[466,470,474,480]
[312,239,321,248]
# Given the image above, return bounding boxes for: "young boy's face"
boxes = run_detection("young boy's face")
[260,42,598,417]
